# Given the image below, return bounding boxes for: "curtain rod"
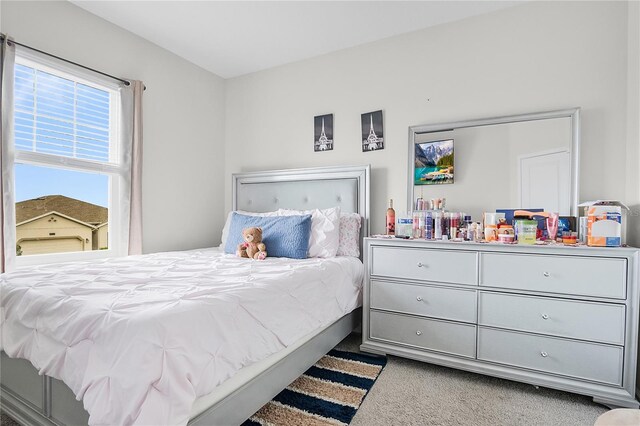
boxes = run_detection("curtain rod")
[1,34,145,90]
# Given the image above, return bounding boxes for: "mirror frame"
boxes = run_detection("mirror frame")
[407,108,581,217]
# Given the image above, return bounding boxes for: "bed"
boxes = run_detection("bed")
[0,164,371,426]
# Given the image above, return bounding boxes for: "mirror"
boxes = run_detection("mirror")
[407,109,580,221]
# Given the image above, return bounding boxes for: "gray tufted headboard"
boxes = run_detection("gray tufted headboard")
[232,165,370,251]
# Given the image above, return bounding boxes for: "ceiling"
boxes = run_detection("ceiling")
[71,1,519,79]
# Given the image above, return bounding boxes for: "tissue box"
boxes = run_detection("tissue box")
[579,201,628,247]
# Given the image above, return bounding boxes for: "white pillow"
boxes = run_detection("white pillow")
[278,207,341,258]
[336,213,362,257]
[219,210,279,248]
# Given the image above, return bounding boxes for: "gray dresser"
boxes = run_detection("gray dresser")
[360,238,640,408]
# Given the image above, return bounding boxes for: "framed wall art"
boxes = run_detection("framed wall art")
[314,114,334,152]
[414,138,454,185]
[361,110,384,152]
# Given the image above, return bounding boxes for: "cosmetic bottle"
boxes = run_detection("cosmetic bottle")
[425,212,433,239]
[386,199,395,235]
[475,222,484,242]
[462,215,472,240]
[412,211,421,238]
[442,212,450,239]
[434,212,442,240]
[449,212,459,240]
[468,222,476,242]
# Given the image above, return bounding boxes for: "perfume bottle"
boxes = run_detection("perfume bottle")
[386,199,395,235]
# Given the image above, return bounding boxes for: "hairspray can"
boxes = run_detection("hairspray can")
[449,212,459,239]
[434,212,442,240]
[442,212,450,239]
[425,212,433,239]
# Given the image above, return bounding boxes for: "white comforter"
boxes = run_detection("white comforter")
[0,249,363,425]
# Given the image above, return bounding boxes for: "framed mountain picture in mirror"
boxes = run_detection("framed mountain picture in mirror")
[414,139,454,185]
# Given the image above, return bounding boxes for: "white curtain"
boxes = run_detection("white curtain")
[118,80,144,256]
[128,81,143,255]
[0,36,16,273]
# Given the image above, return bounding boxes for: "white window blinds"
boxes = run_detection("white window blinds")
[14,63,112,163]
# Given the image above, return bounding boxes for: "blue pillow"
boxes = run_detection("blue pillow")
[224,212,312,259]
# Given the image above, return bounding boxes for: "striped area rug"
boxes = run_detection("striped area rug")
[243,349,387,426]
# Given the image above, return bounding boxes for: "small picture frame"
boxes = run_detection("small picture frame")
[414,139,454,185]
[314,114,334,152]
[361,110,384,152]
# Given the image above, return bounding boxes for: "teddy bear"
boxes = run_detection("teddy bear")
[236,227,268,260]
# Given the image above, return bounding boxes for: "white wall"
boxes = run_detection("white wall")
[625,0,640,246]
[1,0,227,253]
[225,1,635,236]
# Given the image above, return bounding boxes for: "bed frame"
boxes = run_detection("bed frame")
[0,164,371,426]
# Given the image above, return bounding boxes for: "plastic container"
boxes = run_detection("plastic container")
[498,233,515,243]
[485,224,498,242]
[562,231,578,245]
[396,216,413,238]
[516,220,537,245]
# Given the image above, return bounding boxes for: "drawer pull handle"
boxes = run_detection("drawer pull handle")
[541,314,549,320]
[540,351,548,357]
[543,272,550,277]
[417,262,425,268]
[416,330,422,336]
[416,296,423,302]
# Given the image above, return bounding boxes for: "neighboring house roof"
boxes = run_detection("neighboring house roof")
[17,210,97,229]
[16,195,107,225]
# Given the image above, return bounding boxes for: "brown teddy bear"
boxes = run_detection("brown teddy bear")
[236,227,268,260]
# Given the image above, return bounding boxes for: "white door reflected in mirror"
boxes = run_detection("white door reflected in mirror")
[519,150,571,216]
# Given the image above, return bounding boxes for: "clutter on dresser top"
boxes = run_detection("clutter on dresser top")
[373,197,629,248]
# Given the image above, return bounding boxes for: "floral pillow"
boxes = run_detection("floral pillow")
[336,213,362,257]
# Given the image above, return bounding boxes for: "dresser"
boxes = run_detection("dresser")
[360,238,640,408]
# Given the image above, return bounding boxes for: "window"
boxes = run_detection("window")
[13,51,125,266]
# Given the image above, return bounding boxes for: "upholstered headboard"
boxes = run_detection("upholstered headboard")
[232,165,371,247]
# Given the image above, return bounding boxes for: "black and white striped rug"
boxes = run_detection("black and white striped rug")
[243,349,387,426]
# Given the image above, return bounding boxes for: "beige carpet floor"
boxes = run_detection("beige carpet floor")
[0,413,18,426]
[1,332,613,425]
[337,333,609,426]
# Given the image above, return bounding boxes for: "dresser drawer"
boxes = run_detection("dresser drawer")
[479,253,627,299]
[371,280,477,323]
[369,310,476,358]
[477,327,623,386]
[371,246,477,285]
[478,292,625,345]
